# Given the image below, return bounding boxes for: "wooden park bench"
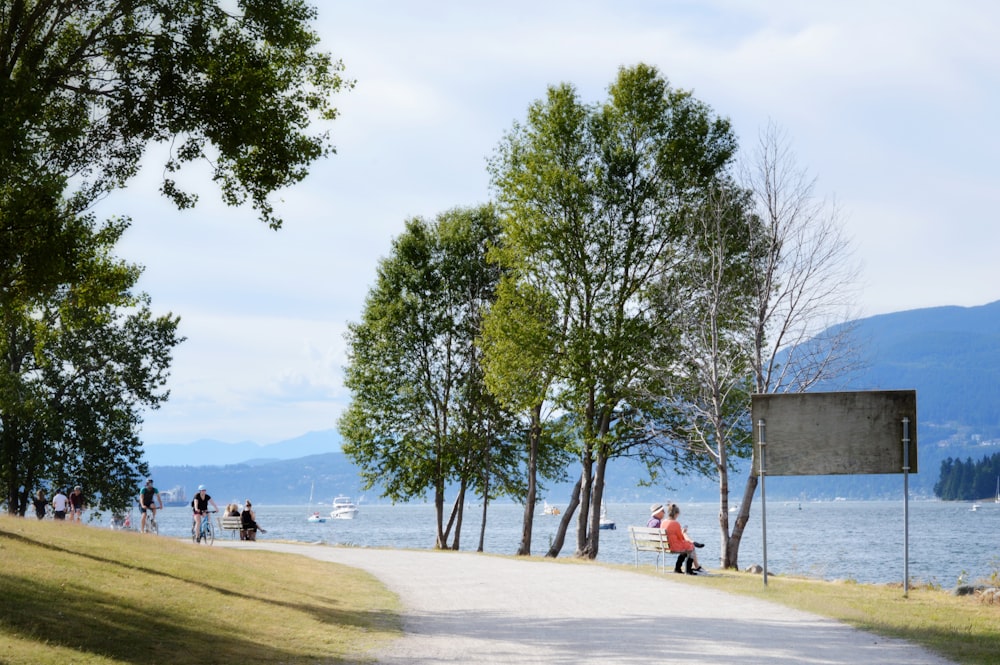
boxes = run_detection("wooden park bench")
[219,515,243,540]
[628,525,685,573]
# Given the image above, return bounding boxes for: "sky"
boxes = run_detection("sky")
[100,1,1000,446]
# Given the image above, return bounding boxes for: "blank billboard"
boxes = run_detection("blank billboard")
[751,390,917,476]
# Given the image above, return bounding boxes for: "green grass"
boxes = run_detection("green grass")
[4,516,999,665]
[663,566,1000,665]
[0,516,401,664]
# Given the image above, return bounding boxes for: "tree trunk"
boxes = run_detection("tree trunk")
[575,452,594,554]
[726,471,760,569]
[579,452,608,559]
[517,405,542,556]
[545,477,581,558]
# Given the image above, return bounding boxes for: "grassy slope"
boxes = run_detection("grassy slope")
[4,515,998,665]
[665,567,1000,665]
[0,516,401,664]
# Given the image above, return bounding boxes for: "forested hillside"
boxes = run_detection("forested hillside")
[934,453,1000,501]
[836,299,1000,442]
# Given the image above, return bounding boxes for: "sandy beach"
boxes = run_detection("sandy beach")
[220,541,957,665]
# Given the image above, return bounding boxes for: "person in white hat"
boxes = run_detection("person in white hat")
[647,503,665,528]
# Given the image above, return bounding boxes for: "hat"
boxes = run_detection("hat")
[650,503,664,516]
[197,484,206,491]
[74,485,82,491]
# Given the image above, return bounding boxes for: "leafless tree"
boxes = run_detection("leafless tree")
[726,122,863,568]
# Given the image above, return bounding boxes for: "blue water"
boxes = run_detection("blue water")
[113,499,1000,586]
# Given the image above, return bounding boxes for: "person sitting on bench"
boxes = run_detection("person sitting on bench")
[664,503,704,575]
[240,500,263,541]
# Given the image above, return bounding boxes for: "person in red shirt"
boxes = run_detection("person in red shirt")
[663,503,704,575]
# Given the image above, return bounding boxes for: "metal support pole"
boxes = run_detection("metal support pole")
[902,416,911,597]
[758,418,768,587]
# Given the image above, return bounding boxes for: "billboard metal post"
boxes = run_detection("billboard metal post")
[902,416,911,598]
[758,418,768,587]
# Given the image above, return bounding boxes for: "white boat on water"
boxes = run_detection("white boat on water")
[307,482,326,523]
[331,495,359,520]
[542,501,560,515]
[598,503,616,530]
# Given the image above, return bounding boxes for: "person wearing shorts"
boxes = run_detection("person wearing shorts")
[51,489,69,520]
[139,479,163,533]
[190,485,218,542]
[69,486,85,522]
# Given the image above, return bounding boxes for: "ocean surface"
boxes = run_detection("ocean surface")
[112,498,999,586]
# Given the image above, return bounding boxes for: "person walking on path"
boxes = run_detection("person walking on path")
[32,489,48,519]
[69,486,86,522]
[51,489,69,521]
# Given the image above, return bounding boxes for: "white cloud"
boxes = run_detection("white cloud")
[99,0,1000,443]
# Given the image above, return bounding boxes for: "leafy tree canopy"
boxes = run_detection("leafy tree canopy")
[1,214,183,515]
[0,0,349,228]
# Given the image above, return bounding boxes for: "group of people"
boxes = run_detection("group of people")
[140,482,264,542]
[223,498,265,541]
[647,502,705,575]
[31,486,86,521]
[28,480,263,543]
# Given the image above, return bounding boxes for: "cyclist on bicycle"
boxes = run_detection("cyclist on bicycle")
[138,479,163,533]
[191,484,219,542]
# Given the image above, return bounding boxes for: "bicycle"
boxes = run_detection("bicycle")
[191,510,216,545]
[141,509,158,535]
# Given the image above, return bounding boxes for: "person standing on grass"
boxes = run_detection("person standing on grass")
[139,479,163,533]
[32,489,48,519]
[52,489,69,520]
[69,486,86,522]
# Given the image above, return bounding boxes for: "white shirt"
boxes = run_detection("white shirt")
[52,493,69,511]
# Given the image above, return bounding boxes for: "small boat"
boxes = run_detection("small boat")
[598,503,616,530]
[331,495,359,520]
[970,503,981,512]
[542,501,560,516]
[306,482,326,523]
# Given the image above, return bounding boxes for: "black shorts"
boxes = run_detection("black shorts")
[140,503,155,513]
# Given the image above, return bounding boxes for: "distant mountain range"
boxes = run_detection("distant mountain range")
[144,430,342,467]
[145,300,1000,505]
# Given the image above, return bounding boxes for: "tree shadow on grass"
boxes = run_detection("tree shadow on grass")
[0,527,393,631]
[0,528,399,663]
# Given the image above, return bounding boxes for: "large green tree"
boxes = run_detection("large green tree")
[1,214,182,515]
[1,1,346,512]
[0,0,347,227]
[488,64,737,559]
[339,206,523,550]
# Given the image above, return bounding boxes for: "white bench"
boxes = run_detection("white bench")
[628,526,685,573]
[219,515,243,539]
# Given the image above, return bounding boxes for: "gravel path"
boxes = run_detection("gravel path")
[222,542,956,665]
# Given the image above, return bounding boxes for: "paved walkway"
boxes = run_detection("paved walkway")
[222,542,956,665]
